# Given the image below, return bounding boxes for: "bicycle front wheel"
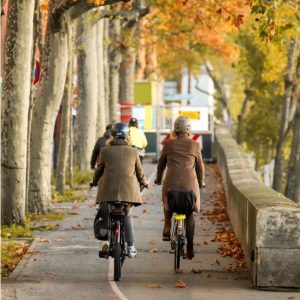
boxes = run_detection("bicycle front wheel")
[174,235,182,271]
[114,227,121,281]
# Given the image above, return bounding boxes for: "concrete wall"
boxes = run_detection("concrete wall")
[214,125,300,289]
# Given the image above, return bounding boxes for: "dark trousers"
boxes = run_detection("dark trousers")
[164,210,195,244]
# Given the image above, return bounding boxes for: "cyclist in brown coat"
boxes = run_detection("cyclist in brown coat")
[155,116,205,259]
[91,123,148,257]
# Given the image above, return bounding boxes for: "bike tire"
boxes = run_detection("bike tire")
[114,232,121,281]
[174,235,182,271]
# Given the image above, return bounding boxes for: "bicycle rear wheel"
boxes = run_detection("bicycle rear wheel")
[174,235,182,270]
[114,226,121,281]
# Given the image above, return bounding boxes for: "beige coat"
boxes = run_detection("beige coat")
[156,135,205,213]
[93,139,147,205]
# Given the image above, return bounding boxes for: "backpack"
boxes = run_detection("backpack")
[93,203,110,240]
[167,189,196,215]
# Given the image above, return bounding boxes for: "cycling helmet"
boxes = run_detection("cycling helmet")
[111,123,129,138]
[129,118,139,128]
[174,116,192,134]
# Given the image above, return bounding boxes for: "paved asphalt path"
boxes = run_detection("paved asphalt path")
[2,162,299,300]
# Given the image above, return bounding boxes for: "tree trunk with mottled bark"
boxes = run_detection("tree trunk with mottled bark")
[119,49,136,123]
[96,19,106,136]
[109,18,122,122]
[1,0,35,225]
[76,14,98,170]
[56,60,71,194]
[103,19,110,124]
[205,62,232,123]
[26,0,41,212]
[273,39,298,192]
[285,100,300,203]
[28,1,69,213]
[236,90,251,145]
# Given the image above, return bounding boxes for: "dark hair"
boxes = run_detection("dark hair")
[106,123,113,130]
[129,118,138,128]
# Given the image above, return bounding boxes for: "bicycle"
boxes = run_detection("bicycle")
[170,213,186,271]
[98,201,127,281]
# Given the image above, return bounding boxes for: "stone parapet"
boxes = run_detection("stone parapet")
[214,125,300,289]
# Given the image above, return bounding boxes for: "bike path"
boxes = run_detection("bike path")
[2,162,299,300]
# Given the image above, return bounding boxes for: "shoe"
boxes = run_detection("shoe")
[162,219,171,241]
[127,245,137,258]
[99,243,109,258]
[187,243,194,260]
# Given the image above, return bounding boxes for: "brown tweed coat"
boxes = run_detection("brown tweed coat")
[155,135,205,213]
[92,139,147,205]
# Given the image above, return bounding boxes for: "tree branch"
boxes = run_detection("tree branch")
[51,0,128,32]
[204,61,231,120]
[92,0,149,28]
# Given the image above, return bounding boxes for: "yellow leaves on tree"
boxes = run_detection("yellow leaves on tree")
[141,0,250,76]
[88,0,105,5]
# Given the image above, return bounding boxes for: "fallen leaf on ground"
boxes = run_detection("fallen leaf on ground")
[143,209,149,215]
[191,268,202,274]
[71,223,84,229]
[147,283,162,288]
[175,269,183,274]
[175,279,186,288]
[203,241,208,245]
[216,259,220,265]
[53,238,64,242]
[39,237,50,243]
[287,297,295,299]
[207,274,212,278]
[142,196,148,204]
[149,248,158,253]
[69,211,80,215]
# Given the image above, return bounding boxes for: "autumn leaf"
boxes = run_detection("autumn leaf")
[148,283,162,288]
[71,223,84,229]
[39,237,50,243]
[143,209,149,215]
[149,248,158,253]
[191,268,202,274]
[69,211,80,215]
[175,279,186,288]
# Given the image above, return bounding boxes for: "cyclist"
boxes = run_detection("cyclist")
[91,123,148,258]
[154,116,205,259]
[128,118,148,163]
[90,123,113,169]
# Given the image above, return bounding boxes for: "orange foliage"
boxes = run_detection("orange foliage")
[141,0,250,76]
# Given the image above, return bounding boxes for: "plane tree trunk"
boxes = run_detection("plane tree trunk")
[1,0,35,225]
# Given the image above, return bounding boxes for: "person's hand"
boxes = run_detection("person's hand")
[143,181,149,189]
[89,182,94,190]
[201,183,206,190]
[154,179,161,185]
